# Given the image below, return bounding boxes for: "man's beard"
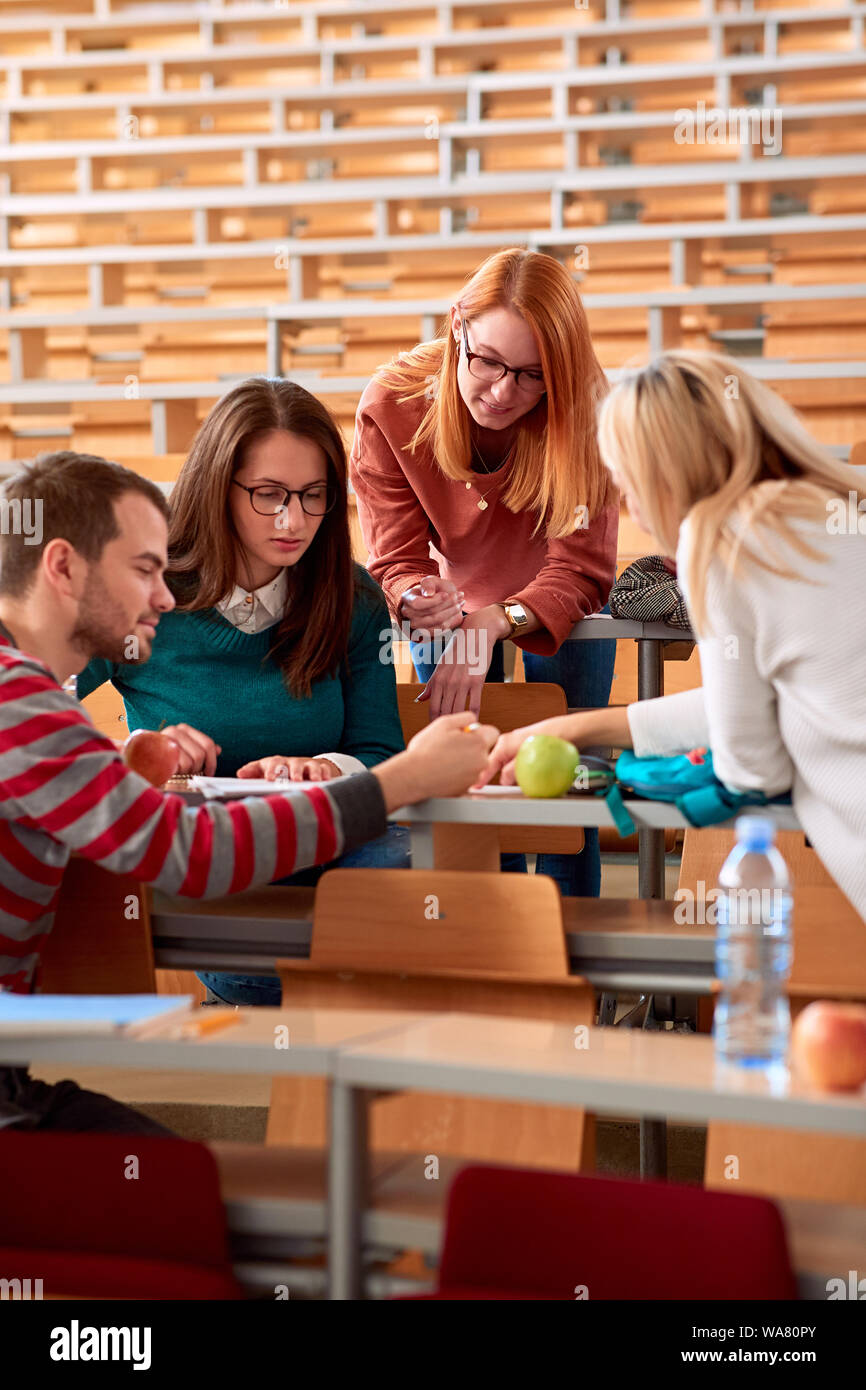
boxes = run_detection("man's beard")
[70,567,149,665]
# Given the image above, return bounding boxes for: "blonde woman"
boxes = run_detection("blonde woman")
[477,350,866,922]
[351,248,619,897]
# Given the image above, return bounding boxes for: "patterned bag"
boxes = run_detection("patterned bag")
[608,555,692,630]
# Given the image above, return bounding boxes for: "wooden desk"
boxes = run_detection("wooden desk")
[390,792,801,873]
[148,888,717,993]
[0,1006,422,1078]
[214,1144,866,1302]
[330,1014,866,1298]
[5,1005,862,1301]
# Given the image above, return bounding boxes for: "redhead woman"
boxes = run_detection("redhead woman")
[77,377,409,1003]
[478,351,866,923]
[350,248,619,897]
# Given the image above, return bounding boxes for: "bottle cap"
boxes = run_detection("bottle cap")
[734,814,776,850]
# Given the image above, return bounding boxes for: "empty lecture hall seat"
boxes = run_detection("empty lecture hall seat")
[398,1166,798,1301]
[269,867,595,1172]
[0,1133,241,1300]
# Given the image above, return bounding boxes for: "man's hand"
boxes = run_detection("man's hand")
[237,755,342,782]
[399,575,465,633]
[373,711,500,811]
[159,723,222,775]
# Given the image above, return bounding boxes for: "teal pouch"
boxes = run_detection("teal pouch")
[604,749,792,836]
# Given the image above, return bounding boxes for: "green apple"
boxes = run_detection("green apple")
[514,735,581,798]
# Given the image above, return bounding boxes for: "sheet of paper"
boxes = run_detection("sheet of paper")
[190,775,290,798]
[466,784,525,795]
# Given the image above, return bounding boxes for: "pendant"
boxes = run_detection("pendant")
[477,498,488,510]
[465,481,472,489]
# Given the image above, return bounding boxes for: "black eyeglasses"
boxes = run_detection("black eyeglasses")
[460,319,546,396]
[232,478,336,517]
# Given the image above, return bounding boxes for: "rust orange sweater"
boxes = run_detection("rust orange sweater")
[350,377,619,656]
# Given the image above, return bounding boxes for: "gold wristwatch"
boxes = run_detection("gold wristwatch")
[501,600,529,633]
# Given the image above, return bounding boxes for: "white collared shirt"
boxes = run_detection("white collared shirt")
[215,570,365,777]
[215,569,288,634]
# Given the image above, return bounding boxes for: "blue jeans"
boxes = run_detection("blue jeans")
[197,824,411,1007]
[411,615,616,898]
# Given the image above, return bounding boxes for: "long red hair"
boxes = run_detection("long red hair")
[377,248,613,536]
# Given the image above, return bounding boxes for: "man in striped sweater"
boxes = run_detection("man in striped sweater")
[0,451,498,1132]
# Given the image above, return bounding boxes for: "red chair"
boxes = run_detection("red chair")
[402,1166,798,1300]
[0,1133,241,1299]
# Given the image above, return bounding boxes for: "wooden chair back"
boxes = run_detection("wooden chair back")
[40,858,156,994]
[680,828,866,1202]
[309,867,569,976]
[396,680,568,744]
[396,682,584,856]
[268,869,594,1170]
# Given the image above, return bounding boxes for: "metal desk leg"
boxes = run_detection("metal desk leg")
[640,1119,668,1180]
[409,821,500,870]
[636,639,666,901]
[637,637,664,703]
[408,821,435,870]
[328,1079,368,1301]
[639,997,669,1179]
[637,638,668,1177]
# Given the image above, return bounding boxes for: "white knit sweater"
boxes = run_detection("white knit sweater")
[626,510,866,924]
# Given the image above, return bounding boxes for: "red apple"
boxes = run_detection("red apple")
[122,729,180,788]
[791,1001,866,1092]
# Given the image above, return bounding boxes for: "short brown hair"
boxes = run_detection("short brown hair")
[0,451,170,598]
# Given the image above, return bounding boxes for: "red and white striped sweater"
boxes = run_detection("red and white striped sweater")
[0,630,387,993]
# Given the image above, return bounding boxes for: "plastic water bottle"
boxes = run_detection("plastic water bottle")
[713,815,793,1069]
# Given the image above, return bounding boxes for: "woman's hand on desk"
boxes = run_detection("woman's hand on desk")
[237,755,342,782]
[471,707,634,788]
[159,723,222,776]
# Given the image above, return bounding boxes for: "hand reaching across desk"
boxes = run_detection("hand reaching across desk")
[472,707,633,788]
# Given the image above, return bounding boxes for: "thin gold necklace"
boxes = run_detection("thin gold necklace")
[466,437,515,511]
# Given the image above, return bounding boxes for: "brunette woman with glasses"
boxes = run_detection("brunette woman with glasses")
[350,248,619,898]
[77,376,409,1005]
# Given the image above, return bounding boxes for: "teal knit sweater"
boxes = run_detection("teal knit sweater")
[77,565,405,776]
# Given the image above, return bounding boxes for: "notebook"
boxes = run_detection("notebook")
[0,993,196,1037]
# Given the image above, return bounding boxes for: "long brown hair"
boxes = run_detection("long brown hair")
[167,377,355,698]
[378,248,614,536]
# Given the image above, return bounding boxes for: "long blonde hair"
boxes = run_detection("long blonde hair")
[377,248,614,537]
[597,350,866,633]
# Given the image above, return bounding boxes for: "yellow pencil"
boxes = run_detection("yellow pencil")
[179,1008,242,1039]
